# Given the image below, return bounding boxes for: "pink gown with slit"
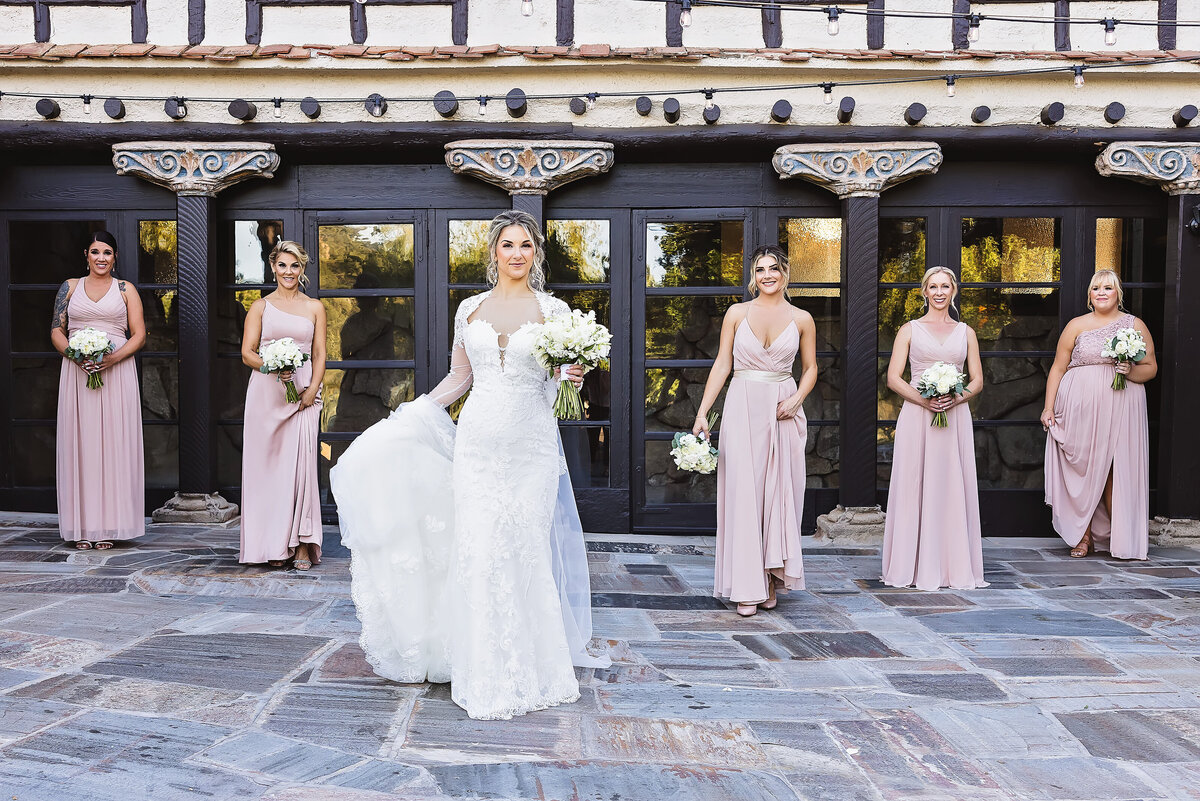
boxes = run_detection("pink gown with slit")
[1044,313,1149,559]
[714,317,807,604]
[881,321,987,591]
[56,278,145,543]
[239,301,322,564]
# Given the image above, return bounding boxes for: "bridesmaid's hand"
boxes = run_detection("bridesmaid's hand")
[924,395,952,414]
[1040,408,1056,430]
[692,415,710,439]
[277,369,294,382]
[776,394,804,420]
[298,387,319,409]
[81,357,105,375]
[1114,361,1132,375]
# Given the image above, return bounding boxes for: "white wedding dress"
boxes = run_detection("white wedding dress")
[330,290,607,721]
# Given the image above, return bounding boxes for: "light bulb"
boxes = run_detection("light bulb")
[680,1,692,27]
[1103,19,1117,46]
[827,8,840,36]
[823,84,833,105]
[354,0,365,5]
[83,95,92,114]
[945,77,956,98]
[273,98,282,118]
[704,93,714,110]
[1073,67,1085,88]
[968,15,981,43]
[478,97,487,115]
[521,0,533,16]
[586,93,596,110]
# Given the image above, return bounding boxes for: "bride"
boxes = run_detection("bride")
[330,210,607,720]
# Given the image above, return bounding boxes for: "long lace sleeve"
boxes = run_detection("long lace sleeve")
[429,343,473,407]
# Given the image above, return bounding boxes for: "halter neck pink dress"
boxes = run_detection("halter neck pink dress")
[239,300,322,564]
[714,316,807,604]
[1044,313,1149,559]
[56,278,145,543]
[882,320,986,591]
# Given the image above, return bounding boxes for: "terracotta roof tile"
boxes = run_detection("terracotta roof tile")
[401,46,436,55]
[15,43,54,57]
[302,44,335,50]
[257,44,294,56]
[115,43,155,56]
[47,44,88,58]
[366,46,405,55]
[182,45,223,59]
[277,48,311,60]
[149,45,188,57]
[328,45,368,57]
[468,43,501,54]
[535,46,570,55]
[383,52,416,61]
[578,44,611,57]
[435,45,469,54]
[219,45,259,58]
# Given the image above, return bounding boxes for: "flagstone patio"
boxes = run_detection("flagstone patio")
[0,512,1198,801]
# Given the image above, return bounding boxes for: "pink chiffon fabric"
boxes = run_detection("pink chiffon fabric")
[1044,313,1148,559]
[239,301,322,564]
[56,278,145,543]
[882,321,987,591]
[714,317,807,604]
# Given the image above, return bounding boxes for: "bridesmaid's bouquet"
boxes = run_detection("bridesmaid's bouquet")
[670,411,720,475]
[259,337,310,403]
[65,327,114,390]
[916,361,970,428]
[532,309,612,420]
[1101,327,1146,390]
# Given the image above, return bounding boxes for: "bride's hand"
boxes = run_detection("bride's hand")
[555,365,585,389]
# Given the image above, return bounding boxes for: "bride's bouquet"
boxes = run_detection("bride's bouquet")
[1101,327,1146,390]
[259,337,310,403]
[532,308,612,420]
[916,361,970,428]
[65,327,114,390]
[670,411,720,475]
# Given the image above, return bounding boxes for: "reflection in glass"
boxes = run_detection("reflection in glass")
[777,217,840,293]
[319,224,415,289]
[879,218,927,283]
[961,217,1060,285]
[10,358,58,419]
[10,290,57,352]
[323,296,414,361]
[645,440,716,503]
[9,220,105,285]
[806,424,839,488]
[646,221,743,287]
[231,220,283,284]
[877,424,895,488]
[792,294,842,350]
[1095,218,1166,282]
[449,219,492,284]
[138,221,177,284]
[144,425,179,487]
[645,295,740,359]
[140,357,179,421]
[974,425,1046,489]
[969,357,1051,420]
[960,288,1059,351]
[12,426,55,485]
[216,289,264,350]
[217,423,243,488]
[141,289,178,351]
[878,287,924,351]
[562,426,610,488]
[803,355,842,422]
[321,367,414,434]
[319,439,352,504]
[547,220,610,283]
[645,368,727,433]
[215,356,249,421]
[877,357,900,421]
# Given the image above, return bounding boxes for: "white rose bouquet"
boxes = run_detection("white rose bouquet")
[671,432,718,475]
[532,308,612,420]
[65,327,115,390]
[916,361,970,428]
[1100,327,1146,390]
[258,337,310,403]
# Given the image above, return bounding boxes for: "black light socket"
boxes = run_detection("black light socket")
[837,96,855,123]
[971,105,991,124]
[36,98,60,119]
[1104,102,1125,124]
[770,99,792,123]
[228,99,257,121]
[635,96,652,116]
[506,88,527,118]
[663,97,680,123]
[1040,101,1065,125]
[1174,105,1197,127]
[569,97,587,115]
[433,90,458,118]
[300,97,322,119]
[904,102,926,125]
[103,98,125,119]
[703,104,720,124]
[164,97,186,119]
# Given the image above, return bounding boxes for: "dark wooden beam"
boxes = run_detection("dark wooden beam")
[666,0,683,47]
[349,0,366,44]
[762,2,782,48]
[188,0,204,44]
[556,0,574,46]
[511,193,543,228]
[33,0,49,41]
[1159,0,1177,50]
[1054,0,1070,51]
[866,0,884,49]
[951,0,969,49]
[131,0,147,42]
[176,194,218,494]
[840,194,880,508]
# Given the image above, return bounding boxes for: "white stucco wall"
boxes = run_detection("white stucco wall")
[366,5,456,47]
[204,0,246,46]
[51,5,135,44]
[969,3,1057,51]
[0,7,34,45]
[469,0,554,46]
[1068,1,1160,51]
[574,0,664,49]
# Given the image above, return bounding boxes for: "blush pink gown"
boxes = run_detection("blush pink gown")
[1044,313,1149,559]
[56,279,145,543]
[882,321,986,591]
[239,301,322,564]
[714,317,806,604]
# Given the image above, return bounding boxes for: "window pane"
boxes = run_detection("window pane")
[791,293,842,350]
[880,218,927,283]
[646,295,740,359]
[318,224,415,290]
[141,289,178,352]
[877,356,901,422]
[217,423,243,488]
[216,289,264,351]
[778,217,841,284]
[547,220,610,283]
[807,424,839,488]
[646,367,727,433]
[970,357,1052,421]
[645,440,716,504]
[804,355,841,422]
[877,424,895,489]
[9,220,105,285]
[878,287,924,351]
[144,425,178,487]
[228,220,283,284]
[562,426,610,488]
[321,367,414,433]
[961,217,1061,284]
[215,357,248,422]
[646,221,743,288]
[141,357,179,421]
[323,296,415,361]
[10,290,56,352]
[960,288,1059,351]
[1095,218,1166,283]
[449,219,491,284]
[11,357,59,419]
[12,426,55,485]
[319,440,352,505]
[975,426,1046,489]
[138,220,177,284]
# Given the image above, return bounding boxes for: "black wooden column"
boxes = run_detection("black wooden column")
[512,193,545,228]
[176,193,217,494]
[841,195,880,508]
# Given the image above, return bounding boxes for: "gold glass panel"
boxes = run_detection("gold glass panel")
[878,287,925,352]
[961,217,1060,284]
[879,218,927,283]
[547,220,610,283]
[230,220,283,284]
[974,425,1046,489]
[645,440,717,503]
[138,220,177,284]
[449,219,491,284]
[778,217,840,292]
[321,367,414,434]
[646,221,743,288]
[646,295,740,360]
[323,296,415,361]
[1094,218,1166,283]
[318,224,415,289]
[960,288,1059,351]
[216,289,265,351]
[1096,218,1122,274]
[877,356,902,422]
[645,367,729,433]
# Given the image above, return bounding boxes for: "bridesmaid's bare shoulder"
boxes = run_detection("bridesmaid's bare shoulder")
[725,302,751,322]
[246,296,268,318]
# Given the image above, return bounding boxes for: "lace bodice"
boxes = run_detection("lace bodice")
[1069,313,1135,369]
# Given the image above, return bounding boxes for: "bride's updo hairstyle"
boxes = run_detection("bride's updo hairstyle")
[486,210,547,292]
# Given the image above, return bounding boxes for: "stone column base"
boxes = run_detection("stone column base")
[151,492,239,524]
[1149,516,1200,546]
[814,505,886,545]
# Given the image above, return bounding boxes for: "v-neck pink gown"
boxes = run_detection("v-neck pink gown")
[56,278,145,543]
[714,317,807,604]
[1044,313,1149,559]
[239,301,322,564]
[882,321,987,591]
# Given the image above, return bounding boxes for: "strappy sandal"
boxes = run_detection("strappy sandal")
[75,541,93,550]
[94,541,114,550]
[293,558,312,571]
[267,559,288,568]
[1070,531,1092,558]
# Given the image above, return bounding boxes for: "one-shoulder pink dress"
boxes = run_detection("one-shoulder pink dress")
[56,278,145,543]
[239,301,322,564]
[882,321,987,591]
[1044,313,1148,559]
[714,317,807,604]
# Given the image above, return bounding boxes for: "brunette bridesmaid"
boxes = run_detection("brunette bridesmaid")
[52,231,147,549]
[694,245,818,616]
[882,266,987,591]
[1042,269,1156,560]
[239,241,326,569]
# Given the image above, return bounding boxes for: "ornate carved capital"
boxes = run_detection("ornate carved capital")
[772,142,942,199]
[444,139,614,195]
[1096,142,1200,195]
[112,141,280,197]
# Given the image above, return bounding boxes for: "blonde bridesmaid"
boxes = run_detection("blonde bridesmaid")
[52,231,146,549]
[1042,269,1156,560]
[239,241,326,569]
[694,245,818,616]
[882,266,987,591]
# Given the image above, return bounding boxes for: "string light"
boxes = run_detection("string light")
[586,92,598,110]
[521,0,533,16]
[273,98,282,118]
[826,6,840,36]
[680,0,692,27]
[968,13,982,43]
[704,90,714,109]
[1073,66,1085,88]
[82,94,92,114]
[478,96,488,116]
[822,83,833,104]
[1103,18,1118,46]
[945,76,956,97]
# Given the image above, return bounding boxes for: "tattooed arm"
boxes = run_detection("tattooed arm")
[49,279,76,357]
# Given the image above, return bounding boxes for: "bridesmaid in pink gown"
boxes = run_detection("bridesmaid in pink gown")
[1041,269,1156,560]
[51,231,147,549]
[882,266,987,591]
[239,241,327,569]
[694,245,818,616]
